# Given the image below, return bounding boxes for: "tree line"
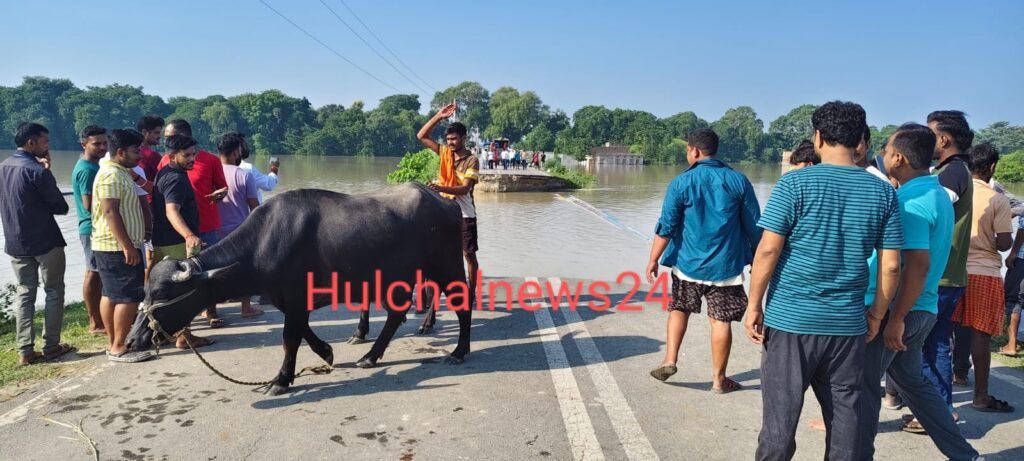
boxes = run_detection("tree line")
[2,76,1023,165]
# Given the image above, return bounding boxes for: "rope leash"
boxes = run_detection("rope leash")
[180,331,334,391]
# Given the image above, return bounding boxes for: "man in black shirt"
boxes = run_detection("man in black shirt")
[0,122,75,365]
[151,134,212,349]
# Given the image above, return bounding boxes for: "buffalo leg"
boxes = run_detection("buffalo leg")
[418,285,437,334]
[443,279,473,364]
[303,324,334,366]
[348,309,370,345]
[269,309,307,395]
[356,291,412,369]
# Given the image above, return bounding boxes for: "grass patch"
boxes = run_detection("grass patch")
[0,302,108,389]
[543,159,595,189]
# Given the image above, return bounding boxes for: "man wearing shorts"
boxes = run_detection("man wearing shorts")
[92,129,154,363]
[72,125,108,334]
[416,103,480,298]
[645,128,762,393]
[952,143,1014,413]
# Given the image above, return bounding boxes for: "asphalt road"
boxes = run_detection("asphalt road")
[2,277,1022,460]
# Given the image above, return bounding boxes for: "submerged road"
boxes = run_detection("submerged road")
[1,277,1022,460]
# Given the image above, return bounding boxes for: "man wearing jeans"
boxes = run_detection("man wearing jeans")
[861,124,978,460]
[744,102,903,460]
[0,122,74,365]
[920,110,974,424]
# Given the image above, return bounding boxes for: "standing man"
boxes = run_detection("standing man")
[861,124,978,460]
[72,125,108,335]
[92,129,154,363]
[1001,216,1024,356]
[217,132,262,317]
[416,102,480,308]
[645,128,761,393]
[136,114,164,183]
[0,122,74,365]
[744,101,904,460]
[239,141,279,204]
[951,142,1014,413]
[919,110,974,425]
[157,119,228,327]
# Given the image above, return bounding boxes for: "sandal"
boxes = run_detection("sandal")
[952,375,969,387]
[649,364,677,382]
[972,396,1014,413]
[177,335,215,349]
[41,343,77,362]
[712,377,742,394]
[996,350,1018,358]
[901,418,927,434]
[208,318,225,328]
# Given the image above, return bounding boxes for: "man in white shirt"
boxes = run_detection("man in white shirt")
[239,146,279,203]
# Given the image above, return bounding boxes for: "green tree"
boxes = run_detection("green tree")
[712,106,765,162]
[1,76,80,149]
[869,124,899,155]
[977,122,1024,154]
[662,111,709,139]
[430,81,490,133]
[484,87,547,141]
[519,124,555,151]
[995,151,1024,183]
[229,90,316,155]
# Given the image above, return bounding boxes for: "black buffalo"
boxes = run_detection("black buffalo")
[127,183,473,395]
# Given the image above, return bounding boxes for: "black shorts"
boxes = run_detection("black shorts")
[462,218,478,254]
[668,273,747,322]
[93,250,145,303]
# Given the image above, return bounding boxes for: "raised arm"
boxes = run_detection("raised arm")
[417,102,457,154]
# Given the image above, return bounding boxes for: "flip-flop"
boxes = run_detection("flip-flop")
[40,343,77,362]
[240,310,264,318]
[649,364,677,382]
[996,350,1019,358]
[902,419,927,434]
[712,378,742,394]
[177,336,215,349]
[208,318,225,328]
[972,396,1014,413]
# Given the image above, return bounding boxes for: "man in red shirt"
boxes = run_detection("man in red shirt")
[157,119,228,328]
[136,115,164,183]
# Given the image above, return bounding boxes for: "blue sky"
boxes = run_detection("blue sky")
[2,0,1022,128]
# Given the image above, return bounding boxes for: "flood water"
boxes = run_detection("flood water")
[2,151,1022,306]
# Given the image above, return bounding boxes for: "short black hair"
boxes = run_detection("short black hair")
[967,142,1000,175]
[686,128,719,155]
[863,125,871,145]
[891,123,936,170]
[811,101,867,148]
[167,119,193,137]
[927,110,973,152]
[217,132,246,156]
[136,114,165,132]
[165,134,197,153]
[445,122,467,138]
[80,125,107,140]
[789,139,820,165]
[109,128,145,153]
[14,122,49,147]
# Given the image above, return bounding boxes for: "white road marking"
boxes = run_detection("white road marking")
[551,277,660,461]
[528,276,605,461]
[0,362,113,427]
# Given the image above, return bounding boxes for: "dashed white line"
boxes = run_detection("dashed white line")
[529,276,606,461]
[550,277,660,461]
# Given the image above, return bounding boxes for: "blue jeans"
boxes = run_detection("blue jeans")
[922,286,964,412]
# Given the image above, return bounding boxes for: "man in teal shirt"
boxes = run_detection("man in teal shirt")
[71,125,107,334]
[861,123,977,460]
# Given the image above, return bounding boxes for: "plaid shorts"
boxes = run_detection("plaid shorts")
[953,274,1005,336]
[668,274,747,322]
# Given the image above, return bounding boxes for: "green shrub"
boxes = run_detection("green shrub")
[995,151,1024,183]
[544,159,595,189]
[387,149,439,184]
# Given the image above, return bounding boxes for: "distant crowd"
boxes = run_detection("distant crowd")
[477,143,545,170]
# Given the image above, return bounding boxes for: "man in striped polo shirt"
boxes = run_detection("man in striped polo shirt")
[92,129,154,363]
[744,101,904,460]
